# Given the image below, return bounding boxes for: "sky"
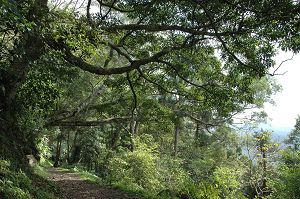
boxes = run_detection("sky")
[263,52,300,135]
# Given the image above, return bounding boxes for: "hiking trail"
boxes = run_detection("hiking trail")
[47,168,141,199]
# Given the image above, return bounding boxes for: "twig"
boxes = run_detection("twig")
[269,53,294,76]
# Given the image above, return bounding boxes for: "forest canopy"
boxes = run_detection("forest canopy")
[0,0,300,198]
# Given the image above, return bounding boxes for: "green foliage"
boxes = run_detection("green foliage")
[280,148,300,167]
[157,156,190,193]
[0,179,31,199]
[2,0,300,198]
[0,159,59,199]
[36,135,52,164]
[270,165,300,199]
[173,180,221,199]
[193,181,221,199]
[213,166,246,199]
[105,128,248,198]
[268,149,300,199]
[17,69,61,112]
[286,115,300,150]
[77,127,107,170]
[0,0,37,69]
[108,135,161,192]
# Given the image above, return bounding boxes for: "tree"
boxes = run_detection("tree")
[269,148,300,199]
[287,115,300,150]
[0,0,50,164]
[1,0,300,166]
[242,130,279,198]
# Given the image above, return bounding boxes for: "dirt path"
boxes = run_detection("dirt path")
[47,168,142,199]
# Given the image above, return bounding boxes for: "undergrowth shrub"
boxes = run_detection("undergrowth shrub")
[268,150,300,199]
[107,135,214,198]
[108,135,162,193]
[0,159,59,199]
[0,160,31,199]
[106,134,247,198]
[157,156,190,192]
[213,166,246,199]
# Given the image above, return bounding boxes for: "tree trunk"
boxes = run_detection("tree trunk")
[129,119,139,151]
[53,139,62,167]
[173,124,180,158]
[130,120,139,139]
[101,125,121,177]
[66,131,70,163]
[261,145,268,197]
[70,145,81,164]
[195,122,200,139]
[69,130,81,164]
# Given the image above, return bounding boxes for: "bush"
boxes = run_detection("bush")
[0,159,59,199]
[108,135,162,193]
[0,160,32,199]
[265,149,300,199]
[213,166,246,199]
[0,179,31,199]
[157,156,190,192]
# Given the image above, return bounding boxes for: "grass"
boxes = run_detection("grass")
[61,164,105,184]
[32,164,49,177]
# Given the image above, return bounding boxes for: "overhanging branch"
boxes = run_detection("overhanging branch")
[48,117,131,127]
[47,38,194,76]
[159,60,210,92]
[200,4,263,76]
[46,85,106,125]
[103,24,246,36]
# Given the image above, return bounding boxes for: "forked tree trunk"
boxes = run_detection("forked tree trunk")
[53,139,62,167]
[129,119,139,151]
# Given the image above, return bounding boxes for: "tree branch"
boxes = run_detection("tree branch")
[46,85,106,125]
[103,24,246,36]
[47,38,194,75]
[269,53,294,76]
[96,0,135,13]
[158,60,210,92]
[200,4,263,76]
[137,68,186,97]
[49,117,131,127]
[107,40,133,62]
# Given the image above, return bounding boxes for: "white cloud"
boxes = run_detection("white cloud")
[264,52,300,130]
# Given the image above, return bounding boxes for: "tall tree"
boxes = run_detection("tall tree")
[287,115,300,150]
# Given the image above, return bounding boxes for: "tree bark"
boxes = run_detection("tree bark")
[48,117,131,127]
[53,139,62,168]
[101,125,121,177]
[195,122,200,139]
[129,119,139,151]
[173,123,180,158]
[66,131,70,164]
[260,143,268,198]
[69,131,81,164]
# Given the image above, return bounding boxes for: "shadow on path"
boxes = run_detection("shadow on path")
[47,168,141,199]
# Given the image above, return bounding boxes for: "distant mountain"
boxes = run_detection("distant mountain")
[273,127,291,137]
[258,124,291,142]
